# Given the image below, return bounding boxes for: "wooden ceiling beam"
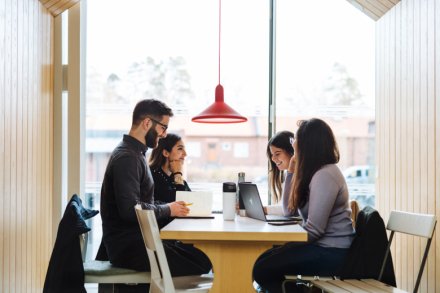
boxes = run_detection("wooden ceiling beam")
[346,0,400,20]
[39,0,80,16]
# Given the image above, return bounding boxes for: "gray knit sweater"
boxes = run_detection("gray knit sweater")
[282,164,355,248]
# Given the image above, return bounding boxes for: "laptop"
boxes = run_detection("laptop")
[239,182,302,222]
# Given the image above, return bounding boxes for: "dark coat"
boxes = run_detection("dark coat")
[100,135,172,266]
[339,205,396,286]
[43,194,99,293]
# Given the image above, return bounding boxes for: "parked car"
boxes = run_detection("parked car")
[343,165,375,208]
[343,165,371,184]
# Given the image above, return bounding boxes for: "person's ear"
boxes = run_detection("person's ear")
[162,149,170,158]
[143,117,153,131]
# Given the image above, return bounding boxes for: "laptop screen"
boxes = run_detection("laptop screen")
[238,183,302,222]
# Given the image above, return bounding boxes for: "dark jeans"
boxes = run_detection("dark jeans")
[253,243,349,293]
[112,239,212,277]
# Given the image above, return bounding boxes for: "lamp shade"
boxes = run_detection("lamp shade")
[192,84,247,123]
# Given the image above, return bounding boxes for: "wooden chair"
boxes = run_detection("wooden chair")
[311,210,437,293]
[134,204,213,293]
[80,233,151,288]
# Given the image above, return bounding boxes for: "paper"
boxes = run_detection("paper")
[176,191,213,217]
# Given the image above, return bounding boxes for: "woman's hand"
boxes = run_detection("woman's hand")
[169,201,189,217]
[169,159,183,174]
[288,154,296,173]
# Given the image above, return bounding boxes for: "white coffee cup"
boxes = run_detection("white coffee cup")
[222,182,236,221]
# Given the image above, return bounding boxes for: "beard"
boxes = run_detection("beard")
[145,127,159,148]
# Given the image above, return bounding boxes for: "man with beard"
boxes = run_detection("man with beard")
[100,99,211,282]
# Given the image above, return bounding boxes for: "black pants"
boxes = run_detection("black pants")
[253,243,348,293]
[110,238,212,277]
[103,240,211,293]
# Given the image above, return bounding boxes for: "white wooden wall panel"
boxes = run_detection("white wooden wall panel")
[435,0,440,289]
[0,0,53,291]
[376,0,439,291]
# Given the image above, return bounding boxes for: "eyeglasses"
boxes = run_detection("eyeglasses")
[289,137,295,145]
[148,117,168,134]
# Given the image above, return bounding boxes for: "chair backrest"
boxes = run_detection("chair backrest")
[387,210,436,238]
[135,204,175,293]
[379,210,437,293]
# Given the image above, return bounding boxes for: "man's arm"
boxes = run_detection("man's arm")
[112,156,171,223]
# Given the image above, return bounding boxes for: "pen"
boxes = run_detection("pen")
[184,202,193,206]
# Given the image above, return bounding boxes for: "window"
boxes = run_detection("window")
[222,142,232,151]
[84,0,375,258]
[186,141,201,158]
[85,0,270,257]
[233,142,249,158]
[276,0,375,208]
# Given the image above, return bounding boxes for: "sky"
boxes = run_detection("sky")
[86,0,376,110]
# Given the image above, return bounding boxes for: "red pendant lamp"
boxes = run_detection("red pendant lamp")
[192,0,247,124]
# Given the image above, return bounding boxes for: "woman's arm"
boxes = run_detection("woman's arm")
[282,172,298,216]
[302,168,340,242]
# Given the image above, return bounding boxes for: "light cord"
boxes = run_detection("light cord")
[218,0,221,84]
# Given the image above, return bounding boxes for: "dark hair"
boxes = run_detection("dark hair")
[149,133,182,170]
[266,131,294,203]
[132,99,173,126]
[289,118,340,210]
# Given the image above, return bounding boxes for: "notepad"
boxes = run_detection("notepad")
[175,191,213,217]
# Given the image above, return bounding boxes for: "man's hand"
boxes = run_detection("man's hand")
[168,201,190,217]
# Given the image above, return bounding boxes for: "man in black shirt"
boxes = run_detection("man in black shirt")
[100,99,211,276]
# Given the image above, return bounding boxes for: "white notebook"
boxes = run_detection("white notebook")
[175,191,213,217]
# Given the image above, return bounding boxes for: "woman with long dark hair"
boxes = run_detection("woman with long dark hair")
[254,118,355,293]
[149,133,190,203]
[265,131,295,216]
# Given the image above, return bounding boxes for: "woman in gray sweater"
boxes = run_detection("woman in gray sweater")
[253,118,355,293]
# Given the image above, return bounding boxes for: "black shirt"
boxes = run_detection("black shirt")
[100,135,171,264]
[151,167,191,203]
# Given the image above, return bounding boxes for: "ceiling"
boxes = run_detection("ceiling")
[347,0,400,21]
[40,0,399,19]
[39,0,80,16]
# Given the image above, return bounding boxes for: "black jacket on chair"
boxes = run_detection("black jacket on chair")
[339,205,396,286]
[43,194,99,293]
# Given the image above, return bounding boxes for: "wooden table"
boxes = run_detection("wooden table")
[160,215,307,293]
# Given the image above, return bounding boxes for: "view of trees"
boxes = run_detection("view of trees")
[324,62,363,106]
[88,58,364,117]
[87,56,195,112]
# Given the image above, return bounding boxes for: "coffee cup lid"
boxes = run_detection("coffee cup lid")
[223,182,236,192]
